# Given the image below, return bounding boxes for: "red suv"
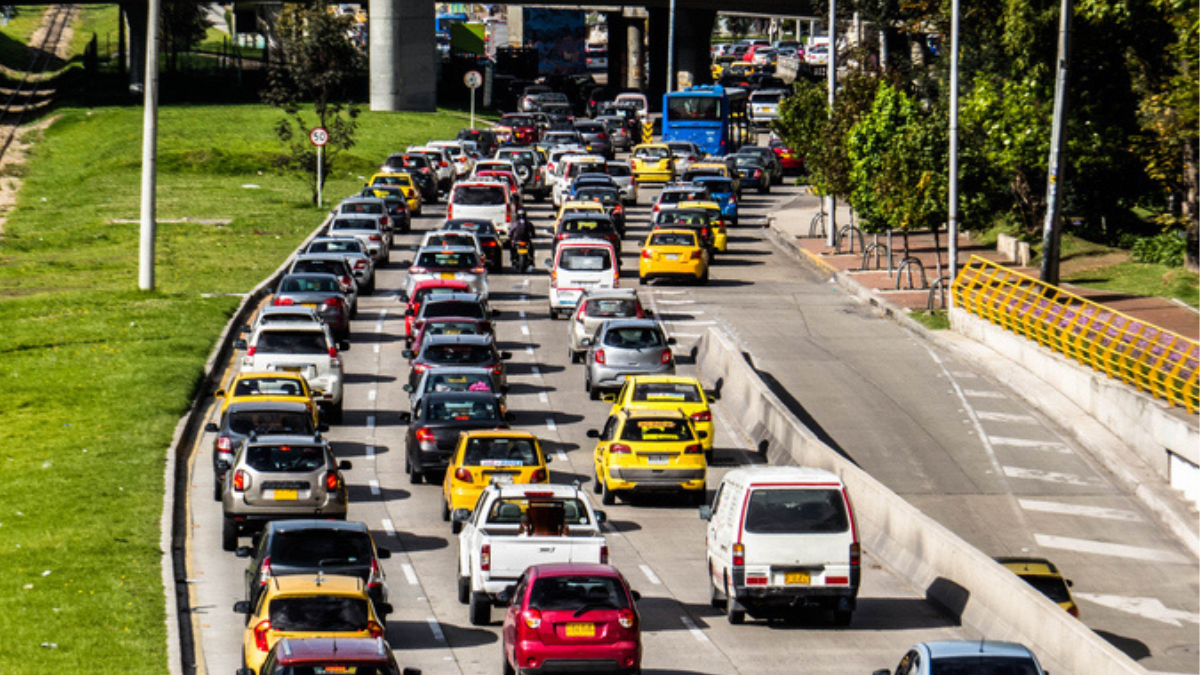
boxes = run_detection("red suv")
[244,636,417,675]
[501,563,641,675]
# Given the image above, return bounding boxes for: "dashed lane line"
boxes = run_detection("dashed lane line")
[1035,534,1191,564]
[1018,499,1142,522]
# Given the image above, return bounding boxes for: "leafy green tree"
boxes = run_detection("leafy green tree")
[261,0,364,204]
[161,0,211,73]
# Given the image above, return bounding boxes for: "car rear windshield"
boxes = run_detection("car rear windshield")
[426,398,499,421]
[733,156,762,167]
[331,219,378,232]
[461,436,539,466]
[656,211,710,226]
[425,233,476,248]
[562,219,612,235]
[339,202,383,215]
[529,576,629,611]
[293,261,345,276]
[445,220,497,235]
[503,115,534,127]
[576,122,603,133]
[572,163,608,177]
[424,321,484,338]
[255,331,328,354]
[258,312,316,326]
[632,382,703,403]
[422,301,485,319]
[930,657,1040,675]
[577,189,619,205]
[273,666,398,675]
[659,190,707,206]
[585,298,635,317]
[308,240,363,254]
[416,251,476,269]
[245,444,325,472]
[604,326,663,348]
[620,418,694,442]
[1019,575,1072,603]
[744,489,849,534]
[271,529,374,566]
[373,174,413,187]
[280,276,339,293]
[228,411,314,436]
[697,178,734,193]
[607,163,631,177]
[752,92,783,104]
[423,372,494,394]
[559,247,613,272]
[650,232,698,247]
[234,377,306,397]
[268,597,370,632]
[423,344,494,364]
[453,185,506,206]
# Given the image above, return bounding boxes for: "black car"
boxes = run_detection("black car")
[359,185,412,234]
[458,128,499,156]
[554,213,622,257]
[382,153,439,203]
[653,207,718,251]
[236,519,392,614]
[204,401,321,502]
[736,145,784,185]
[731,154,770,194]
[573,185,625,234]
[402,333,511,390]
[442,218,504,272]
[398,391,511,483]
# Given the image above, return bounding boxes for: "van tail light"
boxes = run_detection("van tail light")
[745,574,768,586]
[233,469,250,492]
[617,608,635,628]
[521,608,541,629]
[253,620,273,652]
[684,444,703,454]
[446,206,453,218]
[732,542,745,567]
[325,471,341,492]
[415,428,436,444]
[531,468,547,483]
[661,349,673,365]
[609,443,631,454]
[481,544,491,571]
[367,620,385,638]
[690,411,712,423]
[455,467,473,482]
[594,348,606,365]
[258,556,272,586]
[849,542,861,567]
[273,296,294,306]
[600,544,610,564]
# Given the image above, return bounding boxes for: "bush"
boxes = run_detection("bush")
[1130,231,1187,266]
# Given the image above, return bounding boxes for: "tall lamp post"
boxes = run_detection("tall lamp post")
[948,0,960,297]
[1040,0,1073,285]
[666,0,677,92]
[825,0,838,248]
[138,0,161,291]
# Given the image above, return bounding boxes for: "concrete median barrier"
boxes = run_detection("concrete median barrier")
[695,325,1148,675]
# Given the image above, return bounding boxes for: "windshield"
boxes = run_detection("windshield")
[649,232,698,247]
[280,276,339,294]
[753,92,783,104]
[372,174,412,187]
[453,186,506,206]
[339,202,383,215]
[577,189,619,205]
[660,190,708,206]
[585,298,635,317]
[271,530,374,566]
[331,219,377,232]
[308,240,362,254]
[426,398,499,421]
[529,575,629,611]
[233,377,306,397]
[486,497,592,526]
[603,326,664,348]
[461,436,540,466]
[634,146,669,160]
[255,331,328,354]
[559,247,613,272]
[424,373,493,394]
[607,163,631,177]
[502,115,534,127]
[423,321,484,338]
[733,156,762,167]
[632,382,702,403]
[445,220,496,235]
[422,344,494,364]
[667,95,722,121]
[268,597,370,632]
[228,411,314,436]
[619,418,694,442]
[416,251,476,270]
[744,489,849,534]
[422,301,485,319]
[245,444,325,472]
[562,219,611,235]
[657,211,710,226]
[292,261,345,277]
[425,233,476,249]
[1019,575,1073,603]
[696,178,734,193]
[930,657,1040,675]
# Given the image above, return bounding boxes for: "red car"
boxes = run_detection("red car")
[497,113,540,146]
[769,137,804,173]
[501,563,641,675]
[250,636,414,675]
[404,280,470,337]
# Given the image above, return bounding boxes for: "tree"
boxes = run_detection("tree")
[261,0,364,204]
[161,0,211,73]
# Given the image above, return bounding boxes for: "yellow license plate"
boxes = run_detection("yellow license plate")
[565,622,595,637]
[301,303,318,309]
[440,273,456,280]
[273,489,298,501]
[785,572,810,585]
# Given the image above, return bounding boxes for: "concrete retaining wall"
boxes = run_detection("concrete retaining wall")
[694,326,1149,675]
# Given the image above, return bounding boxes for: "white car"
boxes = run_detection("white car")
[419,230,484,261]
[404,245,489,300]
[235,322,348,422]
[408,145,456,193]
[446,181,517,237]
[547,238,617,319]
[552,154,607,207]
[454,483,609,625]
[606,160,638,205]
[428,140,474,178]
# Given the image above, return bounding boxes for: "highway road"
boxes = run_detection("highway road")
[184,171,1196,675]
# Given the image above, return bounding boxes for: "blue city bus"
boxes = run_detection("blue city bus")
[661,85,750,156]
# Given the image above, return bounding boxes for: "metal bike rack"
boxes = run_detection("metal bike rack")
[808,208,827,238]
[895,257,928,290]
[861,242,892,271]
[834,225,865,254]
[927,276,950,310]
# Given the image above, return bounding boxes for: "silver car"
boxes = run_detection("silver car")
[567,289,645,363]
[403,366,506,412]
[583,319,676,399]
[220,434,350,551]
[607,161,638,205]
[235,322,349,422]
[327,216,390,264]
[404,245,489,300]
[305,237,376,293]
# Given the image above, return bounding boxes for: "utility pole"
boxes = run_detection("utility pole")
[826,0,838,248]
[948,0,960,295]
[1040,0,1073,286]
[666,0,676,92]
[138,0,161,291]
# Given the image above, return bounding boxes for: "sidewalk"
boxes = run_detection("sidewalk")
[767,190,1200,341]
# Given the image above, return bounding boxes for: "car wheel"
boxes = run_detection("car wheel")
[589,383,601,401]
[221,516,238,552]
[601,479,616,506]
[468,591,491,626]
[329,400,344,425]
[410,466,423,485]
[758,185,769,195]
[692,484,707,506]
[451,519,463,535]
[705,448,713,464]
[710,570,726,609]
[441,498,451,522]
[458,575,471,605]
[213,474,223,502]
[502,651,516,675]
[593,469,603,494]
[727,595,746,625]
[547,307,558,321]
[832,609,853,627]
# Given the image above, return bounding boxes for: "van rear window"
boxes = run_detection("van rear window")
[744,489,848,534]
[559,248,613,272]
[453,186,506,206]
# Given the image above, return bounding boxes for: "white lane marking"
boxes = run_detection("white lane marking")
[532,366,541,376]
[369,390,377,401]
[519,310,527,318]
[921,345,1007,484]
[671,333,703,338]
[963,389,1006,399]
[1003,466,1103,487]
[427,617,446,641]
[374,344,380,353]
[366,445,375,460]
[1075,594,1200,627]
[652,290,688,295]
[657,299,695,305]
[976,411,1037,424]
[1018,499,1143,522]
[525,346,535,355]
[521,278,530,288]
[949,371,978,378]
[538,392,550,404]
[639,564,662,585]
[379,309,388,318]
[521,325,530,335]
[1035,534,1191,564]
[367,415,376,429]
[401,563,419,585]
[556,449,568,461]
[680,615,710,643]
[381,518,395,536]
[546,418,557,432]
[989,436,1070,453]
[375,322,384,333]
[675,320,717,326]
[369,480,380,496]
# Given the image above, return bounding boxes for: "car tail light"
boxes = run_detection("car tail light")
[732,542,745,567]
[328,346,339,358]
[341,275,353,288]
[246,346,256,357]
[354,260,367,270]
[409,266,426,274]
[660,349,672,365]
[617,608,636,628]
[379,216,388,225]
[594,348,606,365]
[491,364,503,375]
[485,239,498,248]
[367,620,385,638]
[690,250,704,261]
[826,575,849,585]
[258,556,272,586]
[369,234,381,242]
[481,544,491,571]
[600,545,609,564]
[684,444,703,454]
[610,443,631,454]
[413,363,428,373]
[691,411,712,422]
[325,471,341,492]
[1068,605,1080,618]
[441,160,449,168]
[753,169,762,178]
[531,468,547,483]
[521,608,541,629]
[233,469,250,492]
[273,296,294,306]
[455,467,473,482]
[415,427,436,443]
[641,249,652,260]
[367,557,382,589]
[701,227,710,239]
[446,206,453,218]
[216,436,232,453]
[324,297,343,308]
[556,232,566,240]
[850,542,861,567]
[473,266,486,274]
[253,619,272,652]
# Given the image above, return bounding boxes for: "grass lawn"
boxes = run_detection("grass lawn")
[1055,234,1199,308]
[0,102,467,673]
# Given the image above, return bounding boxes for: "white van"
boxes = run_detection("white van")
[700,466,860,625]
[446,181,515,237]
[547,239,618,319]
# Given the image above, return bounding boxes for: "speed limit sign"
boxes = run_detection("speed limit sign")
[309,127,329,147]
[464,70,482,90]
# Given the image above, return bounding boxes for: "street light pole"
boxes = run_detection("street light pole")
[1040,0,1073,286]
[825,0,837,248]
[666,0,676,93]
[948,0,960,297]
[138,0,161,291]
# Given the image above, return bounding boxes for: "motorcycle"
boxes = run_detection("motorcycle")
[513,240,533,273]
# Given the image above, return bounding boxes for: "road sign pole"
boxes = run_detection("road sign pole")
[317,144,323,207]
[470,87,476,129]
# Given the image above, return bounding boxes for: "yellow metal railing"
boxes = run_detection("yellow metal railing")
[952,255,1199,413]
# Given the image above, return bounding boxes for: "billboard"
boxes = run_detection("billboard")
[522,8,587,76]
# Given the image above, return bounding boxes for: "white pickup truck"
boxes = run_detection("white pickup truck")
[453,483,608,625]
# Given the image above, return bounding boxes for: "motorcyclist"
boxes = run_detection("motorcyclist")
[509,211,535,272]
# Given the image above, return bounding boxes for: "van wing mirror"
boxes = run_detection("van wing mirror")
[699,505,712,520]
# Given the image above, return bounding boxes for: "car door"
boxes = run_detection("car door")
[594,415,620,479]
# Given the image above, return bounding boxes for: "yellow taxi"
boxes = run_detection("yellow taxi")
[215,372,319,425]
[368,172,422,215]
[677,199,728,252]
[236,574,390,675]
[685,160,741,194]
[728,61,759,78]
[637,229,709,285]
[555,199,607,227]
[996,557,1080,617]
[443,430,550,531]
[588,408,707,506]
[711,54,738,79]
[631,143,676,183]
[602,376,717,461]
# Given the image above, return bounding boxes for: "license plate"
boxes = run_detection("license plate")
[301,303,317,309]
[488,473,514,484]
[785,572,810,585]
[272,489,298,501]
[440,273,456,280]
[565,622,595,637]
[666,254,679,261]
[647,456,670,466]
[280,366,304,373]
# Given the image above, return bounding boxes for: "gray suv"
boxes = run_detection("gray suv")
[221,434,351,551]
[582,319,677,399]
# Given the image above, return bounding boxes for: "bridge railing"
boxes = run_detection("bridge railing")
[952,255,1199,413]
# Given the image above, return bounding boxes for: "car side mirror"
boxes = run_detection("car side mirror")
[402,669,422,675]
[698,430,709,440]
[403,384,414,393]
[398,411,412,424]
[1066,579,1073,587]
[239,325,249,334]
[451,508,471,523]
[402,349,415,359]
[233,339,247,351]
[667,337,677,345]
[631,590,641,602]
[544,258,553,266]
[491,309,501,318]
[594,509,607,523]
[643,309,653,317]
[235,546,253,558]
[214,388,227,399]
[580,338,592,347]
[400,260,412,269]
[233,601,251,613]
[586,429,600,438]
[705,390,720,401]
[699,505,712,520]
[339,460,353,471]
[318,423,330,432]
[205,422,219,433]
[600,393,616,403]
[500,351,512,360]
[379,603,394,615]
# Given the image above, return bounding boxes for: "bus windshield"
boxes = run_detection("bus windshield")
[667,96,722,122]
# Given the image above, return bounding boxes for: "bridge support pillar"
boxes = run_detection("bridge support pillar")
[625,10,645,91]
[368,0,435,111]
[605,12,626,90]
